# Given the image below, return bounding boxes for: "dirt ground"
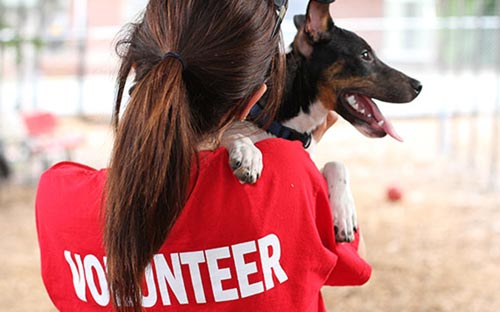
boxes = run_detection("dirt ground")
[0,116,499,312]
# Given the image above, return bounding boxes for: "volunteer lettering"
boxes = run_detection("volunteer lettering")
[63,234,288,307]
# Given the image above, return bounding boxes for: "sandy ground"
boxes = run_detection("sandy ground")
[0,116,499,312]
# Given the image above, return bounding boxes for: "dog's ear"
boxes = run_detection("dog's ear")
[305,1,333,42]
[292,2,333,58]
[293,15,306,30]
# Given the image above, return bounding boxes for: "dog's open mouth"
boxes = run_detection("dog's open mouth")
[338,92,403,142]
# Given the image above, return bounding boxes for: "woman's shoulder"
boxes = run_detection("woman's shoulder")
[40,161,107,185]
[239,138,326,195]
[255,138,322,176]
[255,137,305,152]
[42,161,102,177]
[254,138,312,163]
[37,162,107,207]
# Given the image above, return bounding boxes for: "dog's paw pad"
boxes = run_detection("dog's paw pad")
[334,226,355,243]
[228,142,263,184]
[233,168,258,184]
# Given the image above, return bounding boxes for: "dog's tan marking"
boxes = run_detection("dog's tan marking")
[317,84,337,111]
[323,60,345,79]
[318,60,377,111]
[338,77,374,90]
[316,61,346,111]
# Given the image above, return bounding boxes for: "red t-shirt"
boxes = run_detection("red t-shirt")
[36,138,371,311]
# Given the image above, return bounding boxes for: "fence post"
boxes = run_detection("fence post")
[437,0,451,155]
[491,79,499,191]
[467,0,486,170]
[489,1,500,191]
[74,0,88,116]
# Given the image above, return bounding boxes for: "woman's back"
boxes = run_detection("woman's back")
[36,139,369,311]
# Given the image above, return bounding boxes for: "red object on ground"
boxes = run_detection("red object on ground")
[387,185,403,202]
[21,111,85,159]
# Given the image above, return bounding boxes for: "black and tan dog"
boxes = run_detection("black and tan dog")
[222,1,421,242]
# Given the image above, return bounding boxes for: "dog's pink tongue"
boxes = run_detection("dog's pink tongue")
[380,118,404,142]
[357,94,404,142]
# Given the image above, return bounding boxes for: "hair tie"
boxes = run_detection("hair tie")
[163,51,187,71]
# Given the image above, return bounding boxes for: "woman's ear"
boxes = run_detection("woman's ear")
[239,84,268,121]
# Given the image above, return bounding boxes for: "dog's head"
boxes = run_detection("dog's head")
[292,1,422,141]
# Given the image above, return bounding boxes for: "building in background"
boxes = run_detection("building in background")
[1,0,437,80]
[0,0,498,115]
[0,0,150,114]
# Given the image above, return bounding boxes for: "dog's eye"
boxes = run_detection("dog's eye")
[361,50,372,62]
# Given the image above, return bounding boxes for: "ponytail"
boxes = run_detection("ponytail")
[104,58,195,312]
[104,1,284,310]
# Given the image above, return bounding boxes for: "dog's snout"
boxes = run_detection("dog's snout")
[410,79,422,95]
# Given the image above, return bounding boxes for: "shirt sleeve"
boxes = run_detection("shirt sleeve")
[314,180,372,286]
[326,230,372,286]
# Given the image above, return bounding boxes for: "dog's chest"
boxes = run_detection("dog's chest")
[282,100,328,134]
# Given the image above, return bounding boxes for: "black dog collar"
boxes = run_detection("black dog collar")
[248,104,312,148]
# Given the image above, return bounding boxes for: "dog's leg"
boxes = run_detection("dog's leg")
[322,162,358,242]
[221,121,273,184]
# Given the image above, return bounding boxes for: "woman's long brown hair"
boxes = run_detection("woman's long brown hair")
[104,1,285,311]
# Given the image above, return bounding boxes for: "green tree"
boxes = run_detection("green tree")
[437,0,498,69]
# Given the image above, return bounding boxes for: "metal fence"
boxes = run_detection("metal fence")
[0,0,499,188]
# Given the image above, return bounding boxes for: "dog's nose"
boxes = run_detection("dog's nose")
[410,79,422,95]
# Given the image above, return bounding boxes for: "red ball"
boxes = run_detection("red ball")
[387,185,403,202]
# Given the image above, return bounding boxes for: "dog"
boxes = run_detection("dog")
[221,1,421,242]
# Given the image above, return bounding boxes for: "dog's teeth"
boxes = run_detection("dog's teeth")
[368,114,372,118]
[348,101,359,110]
[347,96,359,108]
[347,95,356,104]
[347,95,368,115]
[378,120,385,127]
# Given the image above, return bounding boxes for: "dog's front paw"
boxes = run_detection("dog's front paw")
[228,137,263,184]
[323,162,358,243]
[332,192,357,243]
[333,211,357,243]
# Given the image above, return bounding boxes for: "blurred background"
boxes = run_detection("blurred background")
[0,0,499,311]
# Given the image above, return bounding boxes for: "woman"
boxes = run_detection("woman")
[36,1,370,311]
